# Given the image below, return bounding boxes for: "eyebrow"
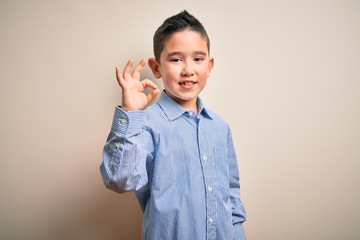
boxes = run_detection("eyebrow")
[167,51,208,57]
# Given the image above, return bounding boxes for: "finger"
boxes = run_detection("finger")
[146,88,160,103]
[141,79,158,90]
[141,79,160,103]
[115,67,125,86]
[132,58,146,80]
[123,59,134,81]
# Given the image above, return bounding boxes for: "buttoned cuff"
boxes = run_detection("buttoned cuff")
[111,106,145,135]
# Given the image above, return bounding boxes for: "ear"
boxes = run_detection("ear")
[207,56,214,77]
[148,57,162,79]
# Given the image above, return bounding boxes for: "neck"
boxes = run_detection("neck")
[164,90,199,114]
[177,99,198,114]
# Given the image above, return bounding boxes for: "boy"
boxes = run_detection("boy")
[100,10,246,240]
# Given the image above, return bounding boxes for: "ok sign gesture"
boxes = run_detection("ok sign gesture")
[116,59,160,111]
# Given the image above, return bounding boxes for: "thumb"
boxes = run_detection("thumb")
[146,88,160,104]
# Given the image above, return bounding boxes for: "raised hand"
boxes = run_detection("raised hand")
[116,59,160,111]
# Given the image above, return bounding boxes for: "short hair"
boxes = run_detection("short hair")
[153,10,210,62]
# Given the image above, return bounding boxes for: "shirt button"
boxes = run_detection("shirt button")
[115,142,121,149]
[208,217,214,224]
[188,111,194,116]
[208,185,213,193]
[202,155,208,161]
[119,118,127,124]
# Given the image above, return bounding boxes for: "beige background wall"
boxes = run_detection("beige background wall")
[1,0,359,239]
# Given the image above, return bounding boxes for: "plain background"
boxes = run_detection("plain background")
[1,0,359,239]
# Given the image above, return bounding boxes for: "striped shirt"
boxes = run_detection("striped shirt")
[100,91,246,240]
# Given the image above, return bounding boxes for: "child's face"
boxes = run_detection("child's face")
[149,30,214,111]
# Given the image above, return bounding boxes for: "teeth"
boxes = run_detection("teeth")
[180,82,195,86]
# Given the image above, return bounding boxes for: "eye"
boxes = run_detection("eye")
[170,58,182,62]
[194,57,205,62]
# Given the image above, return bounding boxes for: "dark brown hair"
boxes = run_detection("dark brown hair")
[153,10,210,62]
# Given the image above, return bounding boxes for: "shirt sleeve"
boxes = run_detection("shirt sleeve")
[227,126,247,240]
[100,106,155,193]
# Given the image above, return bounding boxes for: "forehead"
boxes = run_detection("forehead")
[162,30,208,54]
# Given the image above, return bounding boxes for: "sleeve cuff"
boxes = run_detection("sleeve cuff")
[111,106,145,135]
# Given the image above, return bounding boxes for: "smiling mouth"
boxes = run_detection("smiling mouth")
[179,81,197,86]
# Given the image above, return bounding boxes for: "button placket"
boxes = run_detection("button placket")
[197,118,217,237]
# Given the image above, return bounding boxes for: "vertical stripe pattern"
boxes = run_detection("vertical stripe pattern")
[100,91,246,240]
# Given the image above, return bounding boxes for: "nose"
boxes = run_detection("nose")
[181,61,195,76]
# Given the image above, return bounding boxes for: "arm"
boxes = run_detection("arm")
[227,126,247,240]
[100,108,154,193]
[100,59,160,193]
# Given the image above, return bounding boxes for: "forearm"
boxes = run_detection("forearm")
[100,107,151,193]
[227,126,247,239]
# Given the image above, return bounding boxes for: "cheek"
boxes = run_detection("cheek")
[200,67,210,78]
[164,69,179,79]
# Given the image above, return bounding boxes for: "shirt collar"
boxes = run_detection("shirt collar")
[156,90,213,121]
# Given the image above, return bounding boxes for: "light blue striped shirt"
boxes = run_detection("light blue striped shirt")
[100,91,246,240]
